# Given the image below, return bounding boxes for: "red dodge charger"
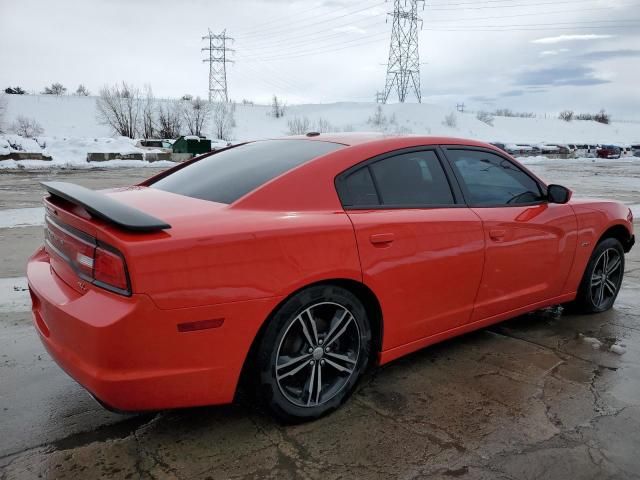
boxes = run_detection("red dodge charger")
[27,134,635,421]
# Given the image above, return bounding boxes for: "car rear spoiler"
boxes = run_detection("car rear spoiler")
[41,181,171,232]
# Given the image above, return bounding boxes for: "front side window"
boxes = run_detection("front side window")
[338,150,455,207]
[447,149,543,206]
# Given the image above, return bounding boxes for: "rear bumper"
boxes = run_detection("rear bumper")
[27,247,281,411]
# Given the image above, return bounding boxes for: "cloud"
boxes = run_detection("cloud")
[332,25,367,35]
[514,65,609,87]
[532,34,614,45]
[500,90,525,97]
[469,95,496,104]
[579,49,640,61]
[540,48,569,56]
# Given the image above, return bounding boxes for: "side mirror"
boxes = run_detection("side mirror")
[547,184,572,204]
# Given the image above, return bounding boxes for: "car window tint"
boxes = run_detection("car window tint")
[448,150,542,206]
[151,140,343,204]
[369,151,455,206]
[341,167,379,206]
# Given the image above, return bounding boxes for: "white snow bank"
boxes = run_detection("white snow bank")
[0,208,44,228]
[5,94,640,144]
[518,156,640,166]
[0,159,175,169]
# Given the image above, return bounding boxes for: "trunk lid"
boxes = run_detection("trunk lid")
[43,185,227,294]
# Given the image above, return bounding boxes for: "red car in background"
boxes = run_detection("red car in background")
[27,134,635,421]
[597,145,622,159]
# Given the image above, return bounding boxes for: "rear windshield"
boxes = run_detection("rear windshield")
[150,139,343,204]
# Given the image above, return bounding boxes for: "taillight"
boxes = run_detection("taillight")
[45,216,95,279]
[94,246,128,292]
[45,215,130,295]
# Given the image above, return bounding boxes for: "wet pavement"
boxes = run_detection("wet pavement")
[0,162,639,479]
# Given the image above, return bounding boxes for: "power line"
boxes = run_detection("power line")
[202,29,234,103]
[235,1,386,41]
[237,8,639,62]
[236,1,638,59]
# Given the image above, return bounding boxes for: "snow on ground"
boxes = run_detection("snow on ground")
[0,208,44,229]
[2,94,639,168]
[0,277,30,313]
[4,94,640,143]
[0,134,173,169]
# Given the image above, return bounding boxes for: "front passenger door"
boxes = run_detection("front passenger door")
[443,147,577,321]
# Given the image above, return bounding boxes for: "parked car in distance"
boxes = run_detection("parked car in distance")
[631,144,640,157]
[505,143,535,155]
[489,142,507,152]
[616,145,633,158]
[597,145,622,159]
[27,134,635,422]
[575,145,598,158]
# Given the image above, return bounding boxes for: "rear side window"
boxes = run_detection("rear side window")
[447,149,543,206]
[338,150,455,207]
[151,140,343,204]
[340,168,379,206]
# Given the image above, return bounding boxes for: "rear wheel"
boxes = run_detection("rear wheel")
[572,238,625,313]
[256,285,371,422]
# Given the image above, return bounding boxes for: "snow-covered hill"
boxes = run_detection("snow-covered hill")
[4,94,639,144]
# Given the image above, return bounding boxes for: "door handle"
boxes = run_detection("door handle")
[370,233,395,245]
[489,229,506,241]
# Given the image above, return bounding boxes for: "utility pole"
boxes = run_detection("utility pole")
[202,29,234,103]
[375,91,385,103]
[383,0,425,104]
[457,103,465,113]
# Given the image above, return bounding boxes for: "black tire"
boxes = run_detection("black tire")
[571,237,625,313]
[255,284,371,423]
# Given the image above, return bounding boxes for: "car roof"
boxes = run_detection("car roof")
[281,132,495,149]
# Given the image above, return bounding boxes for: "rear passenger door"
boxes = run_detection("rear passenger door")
[336,148,485,352]
[442,147,577,321]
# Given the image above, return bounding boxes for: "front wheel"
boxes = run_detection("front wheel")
[572,238,625,313]
[256,285,371,423]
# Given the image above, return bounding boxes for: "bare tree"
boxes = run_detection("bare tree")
[0,94,7,133]
[182,97,211,137]
[75,84,90,96]
[476,110,494,126]
[211,101,236,141]
[559,110,574,122]
[42,83,67,95]
[4,86,26,95]
[11,116,44,138]
[442,112,457,128]
[594,109,610,124]
[96,82,141,138]
[367,105,387,127]
[157,100,182,139]
[314,117,334,133]
[271,95,286,118]
[287,116,310,135]
[140,85,156,138]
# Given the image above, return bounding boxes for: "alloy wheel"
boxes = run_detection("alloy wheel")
[590,247,623,309]
[275,302,360,408]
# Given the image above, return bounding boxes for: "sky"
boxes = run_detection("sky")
[1,0,639,118]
